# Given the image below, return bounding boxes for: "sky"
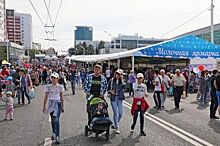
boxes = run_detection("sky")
[6,0,220,51]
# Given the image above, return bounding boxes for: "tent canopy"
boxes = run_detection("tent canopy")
[69,35,220,62]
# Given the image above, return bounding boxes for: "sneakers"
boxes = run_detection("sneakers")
[140,131,146,136]
[115,128,120,134]
[51,133,56,140]
[130,124,135,132]
[55,136,60,144]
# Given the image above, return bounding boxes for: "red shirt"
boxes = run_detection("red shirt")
[1,69,9,77]
[131,98,149,116]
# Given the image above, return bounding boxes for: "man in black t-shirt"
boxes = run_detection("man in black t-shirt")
[84,64,108,126]
[210,70,219,119]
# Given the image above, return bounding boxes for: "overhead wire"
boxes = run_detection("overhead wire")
[44,0,53,26]
[162,6,210,37]
[53,0,63,27]
[28,0,45,27]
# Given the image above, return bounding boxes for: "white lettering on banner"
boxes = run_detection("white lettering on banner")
[192,51,219,57]
[156,48,189,56]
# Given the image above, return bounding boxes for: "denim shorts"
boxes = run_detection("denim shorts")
[216,91,220,106]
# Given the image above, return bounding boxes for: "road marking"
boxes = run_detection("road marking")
[44,138,52,146]
[123,101,214,146]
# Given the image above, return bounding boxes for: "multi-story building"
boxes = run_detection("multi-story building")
[74,26,93,46]
[0,0,5,41]
[15,13,32,49]
[111,35,166,50]
[6,9,33,49]
[6,9,21,45]
[175,23,220,45]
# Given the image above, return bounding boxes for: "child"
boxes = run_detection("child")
[93,102,108,118]
[1,91,14,120]
[131,73,149,136]
[5,76,16,98]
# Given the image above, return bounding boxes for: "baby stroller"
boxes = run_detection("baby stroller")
[85,97,112,140]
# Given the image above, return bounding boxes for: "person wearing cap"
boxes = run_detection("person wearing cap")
[108,69,126,134]
[19,69,33,104]
[5,76,16,98]
[84,64,108,126]
[128,70,136,97]
[160,69,171,108]
[1,91,14,120]
[172,69,186,109]
[153,69,163,109]
[131,73,149,136]
[43,72,64,144]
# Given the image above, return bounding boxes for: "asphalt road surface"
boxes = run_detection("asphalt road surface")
[0,83,220,146]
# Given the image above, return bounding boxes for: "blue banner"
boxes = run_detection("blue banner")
[133,35,220,59]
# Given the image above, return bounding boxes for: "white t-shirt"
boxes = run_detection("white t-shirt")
[154,75,162,91]
[133,83,148,98]
[106,70,111,78]
[45,84,64,100]
[162,75,171,91]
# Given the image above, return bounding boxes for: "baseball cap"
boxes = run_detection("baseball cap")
[137,73,144,78]
[94,64,102,69]
[51,72,59,78]
[116,69,123,75]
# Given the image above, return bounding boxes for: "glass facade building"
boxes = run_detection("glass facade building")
[74,26,93,45]
[175,23,220,45]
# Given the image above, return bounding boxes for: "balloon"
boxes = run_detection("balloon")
[193,67,199,74]
[198,65,205,71]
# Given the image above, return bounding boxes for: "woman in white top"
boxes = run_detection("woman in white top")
[43,72,64,144]
[131,73,148,136]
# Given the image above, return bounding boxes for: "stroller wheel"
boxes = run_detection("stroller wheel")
[106,129,110,141]
[95,133,99,138]
[85,125,89,137]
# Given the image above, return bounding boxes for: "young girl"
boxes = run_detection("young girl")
[1,91,14,120]
[131,73,149,136]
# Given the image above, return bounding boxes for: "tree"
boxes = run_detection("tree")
[98,41,105,49]
[25,49,40,59]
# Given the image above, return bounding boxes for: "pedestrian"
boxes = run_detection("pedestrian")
[131,73,149,136]
[105,67,111,83]
[84,64,108,127]
[198,71,208,105]
[210,70,219,119]
[70,67,76,95]
[214,73,220,118]
[43,72,64,144]
[172,69,186,109]
[128,70,136,97]
[153,69,163,109]
[108,69,125,134]
[160,69,170,108]
[5,76,16,98]
[19,69,32,104]
[1,91,14,120]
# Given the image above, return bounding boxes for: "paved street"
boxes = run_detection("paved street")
[0,83,220,146]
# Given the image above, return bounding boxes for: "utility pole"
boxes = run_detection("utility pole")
[211,0,214,43]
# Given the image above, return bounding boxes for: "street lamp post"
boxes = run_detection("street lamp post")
[6,40,9,62]
[211,0,214,43]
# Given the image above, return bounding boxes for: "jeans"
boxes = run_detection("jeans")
[131,105,144,131]
[173,86,183,108]
[50,103,61,137]
[200,92,207,105]
[153,91,161,108]
[71,80,76,95]
[210,90,218,117]
[20,86,30,104]
[111,99,123,129]
[161,91,167,107]
[129,83,134,96]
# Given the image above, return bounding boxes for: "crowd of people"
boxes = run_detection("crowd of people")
[1,61,220,144]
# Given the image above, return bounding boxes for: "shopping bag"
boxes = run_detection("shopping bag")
[29,88,35,100]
